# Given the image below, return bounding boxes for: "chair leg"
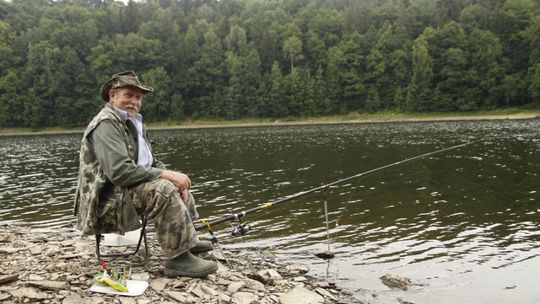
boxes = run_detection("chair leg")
[143,232,149,261]
[132,216,150,262]
[95,234,102,261]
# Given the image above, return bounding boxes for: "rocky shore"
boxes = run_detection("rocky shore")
[0,224,363,303]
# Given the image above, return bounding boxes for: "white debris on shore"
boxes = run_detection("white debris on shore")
[0,224,363,303]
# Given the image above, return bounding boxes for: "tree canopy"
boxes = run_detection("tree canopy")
[0,0,539,128]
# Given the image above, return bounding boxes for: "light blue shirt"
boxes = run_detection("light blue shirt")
[114,107,154,167]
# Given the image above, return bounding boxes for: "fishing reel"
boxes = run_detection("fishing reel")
[231,221,251,236]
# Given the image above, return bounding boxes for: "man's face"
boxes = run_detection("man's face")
[109,86,144,117]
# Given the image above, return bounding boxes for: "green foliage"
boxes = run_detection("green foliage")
[283,35,302,71]
[0,0,538,128]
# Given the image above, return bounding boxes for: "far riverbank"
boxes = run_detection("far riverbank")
[1,109,539,137]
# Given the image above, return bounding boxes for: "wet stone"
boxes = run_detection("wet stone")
[286,264,309,274]
[280,286,324,304]
[315,287,338,301]
[380,273,411,290]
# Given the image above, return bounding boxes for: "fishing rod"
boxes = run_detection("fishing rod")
[195,141,473,233]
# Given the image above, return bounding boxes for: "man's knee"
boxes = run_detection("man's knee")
[148,179,177,197]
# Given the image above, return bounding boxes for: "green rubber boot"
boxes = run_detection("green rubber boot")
[190,240,214,254]
[164,251,218,278]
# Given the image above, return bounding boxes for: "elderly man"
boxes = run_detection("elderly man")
[74,71,217,277]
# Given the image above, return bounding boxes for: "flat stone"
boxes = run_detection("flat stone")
[29,246,42,255]
[313,281,330,288]
[216,262,230,275]
[45,245,60,256]
[244,278,265,291]
[256,269,282,282]
[266,269,282,280]
[60,240,73,247]
[73,239,93,252]
[279,286,324,304]
[90,296,106,303]
[61,292,83,304]
[207,250,227,261]
[131,272,150,281]
[0,234,16,242]
[59,253,84,260]
[0,247,23,254]
[200,283,219,296]
[219,292,231,303]
[315,287,338,301]
[249,272,271,285]
[190,285,205,298]
[165,291,188,303]
[119,297,136,304]
[27,274,46,281]
[231,291,258,304]
[0,274,19,285]
[172,279,187,289]
[227,281,245,293]
[150,278,170,292]
[10,287,48,300]
[269,294,280,303]
[285,264,309,274]
[0,293,11,301]
[27,280,69,291]
[380,274,411,290]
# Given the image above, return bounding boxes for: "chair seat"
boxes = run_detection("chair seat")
[101,229,142,247]
[95,215,149,262]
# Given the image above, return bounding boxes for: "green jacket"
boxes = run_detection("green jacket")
[74,103,164,235]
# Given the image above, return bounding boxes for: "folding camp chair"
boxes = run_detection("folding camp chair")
[95,215,149,262]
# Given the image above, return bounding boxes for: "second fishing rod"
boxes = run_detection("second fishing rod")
[194,141,473,232]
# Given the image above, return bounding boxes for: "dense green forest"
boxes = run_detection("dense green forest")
[0,0,539,128]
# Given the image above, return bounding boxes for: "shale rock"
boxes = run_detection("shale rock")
[280,286,325,304]
[0,223,363,304]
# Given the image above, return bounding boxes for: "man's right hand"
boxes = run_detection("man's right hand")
[159,170,191,193]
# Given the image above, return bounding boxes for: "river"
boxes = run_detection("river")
[1,119,539,303]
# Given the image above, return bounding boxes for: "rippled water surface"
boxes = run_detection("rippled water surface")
[1,120,539,303]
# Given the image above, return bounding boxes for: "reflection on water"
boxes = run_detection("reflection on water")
[1,119,539,303]
[0,134,79,227]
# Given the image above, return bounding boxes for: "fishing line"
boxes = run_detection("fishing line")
[195,142,474,234]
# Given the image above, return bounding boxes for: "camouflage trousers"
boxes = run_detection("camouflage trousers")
[131,179,199,259]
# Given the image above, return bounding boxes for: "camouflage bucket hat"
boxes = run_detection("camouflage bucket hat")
[99,70,154,101]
